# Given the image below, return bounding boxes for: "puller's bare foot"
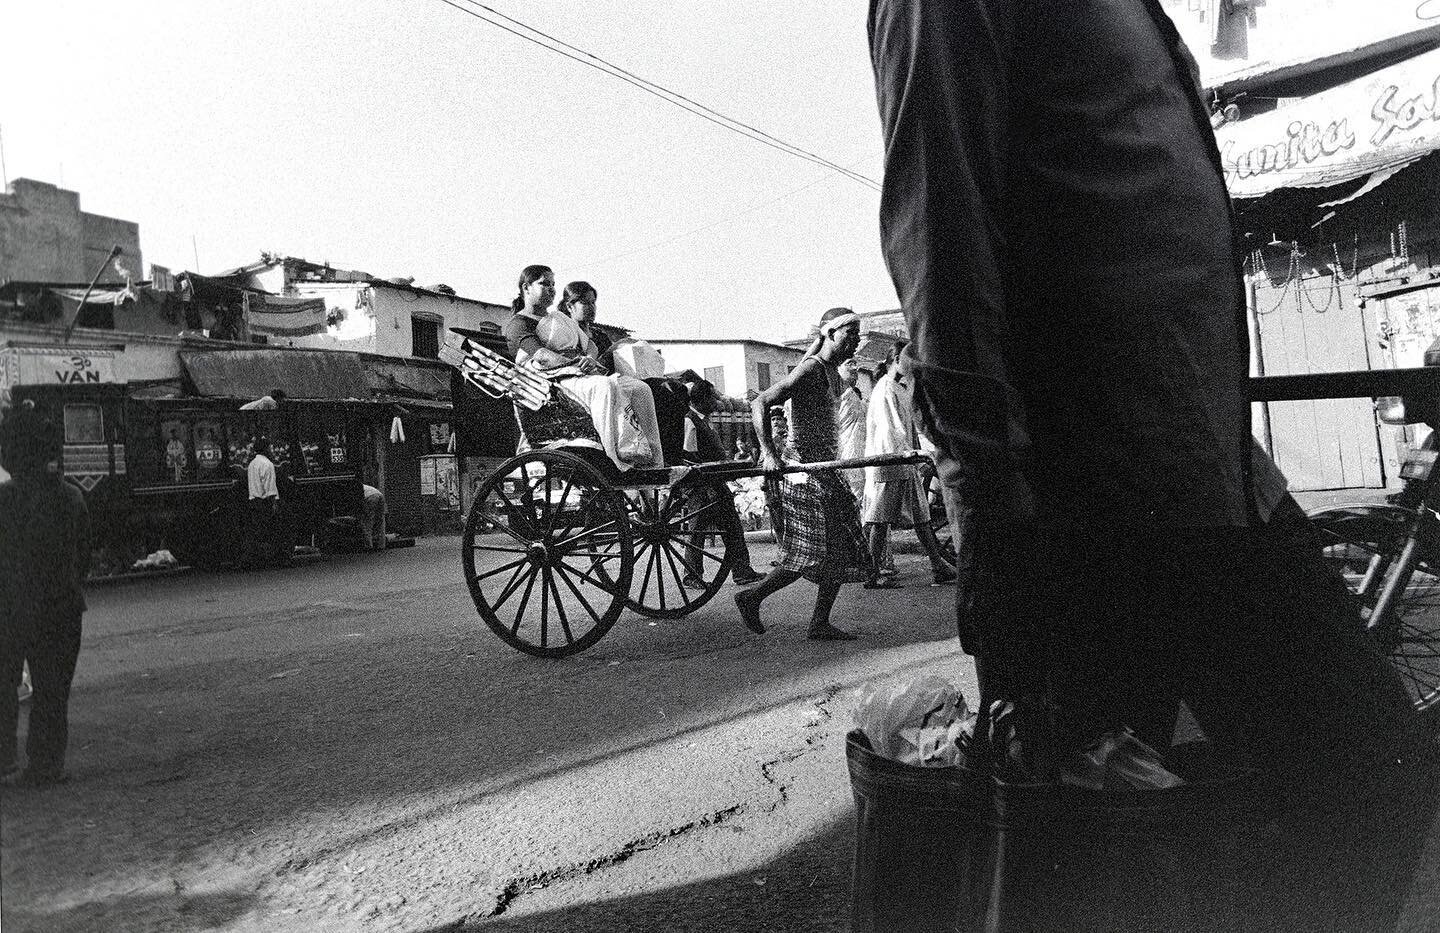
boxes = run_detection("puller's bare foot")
[735,589,765,634]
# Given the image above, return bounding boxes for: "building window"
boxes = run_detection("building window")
[63,404,104,443]
[755,362,772,391]
[412,317,441,359]
[704,366,726,395]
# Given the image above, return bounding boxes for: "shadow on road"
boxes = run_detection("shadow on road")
[1,539,967,931]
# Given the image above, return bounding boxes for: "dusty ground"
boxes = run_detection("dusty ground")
[1,536,975,932]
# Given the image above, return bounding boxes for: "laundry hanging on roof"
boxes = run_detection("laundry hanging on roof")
[244,293,328,337]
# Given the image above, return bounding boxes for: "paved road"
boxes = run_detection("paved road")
[1,535,973,932]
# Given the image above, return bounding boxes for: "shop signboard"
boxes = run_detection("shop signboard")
[1216,45,1440,199]
[0,346,118,392]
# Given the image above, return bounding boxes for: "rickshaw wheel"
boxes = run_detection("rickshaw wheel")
[619,475,738,620]
[462,449,633,658]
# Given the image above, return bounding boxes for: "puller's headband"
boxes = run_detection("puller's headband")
[819,312,861,337]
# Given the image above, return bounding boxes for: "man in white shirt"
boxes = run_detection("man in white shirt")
[863,344,957,588]
[836,358,867,499]
[244,437,287,567]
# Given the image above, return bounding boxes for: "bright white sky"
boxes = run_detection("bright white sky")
[2,1,896,344]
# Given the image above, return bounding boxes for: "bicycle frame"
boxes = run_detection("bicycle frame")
[1341,447,1440,642]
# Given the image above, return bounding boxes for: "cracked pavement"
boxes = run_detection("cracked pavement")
[1,536,975,932]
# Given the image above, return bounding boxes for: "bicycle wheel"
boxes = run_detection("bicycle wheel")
[1309,504,1440,719]
[462,450,633,658]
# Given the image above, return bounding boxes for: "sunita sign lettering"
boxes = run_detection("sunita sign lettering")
[1218,46,1440,199]
[1371,74,1440,146]
[1222,118,1357,180]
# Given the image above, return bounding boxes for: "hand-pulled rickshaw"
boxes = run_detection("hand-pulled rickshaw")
[441,331,936,658]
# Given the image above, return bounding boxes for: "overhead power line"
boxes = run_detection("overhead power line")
[433,0,881,192]
[579,163,863,268]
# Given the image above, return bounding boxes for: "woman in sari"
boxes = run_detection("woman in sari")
[502,265,664,470]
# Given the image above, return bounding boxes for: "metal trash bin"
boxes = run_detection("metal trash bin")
[846,730,1263,933]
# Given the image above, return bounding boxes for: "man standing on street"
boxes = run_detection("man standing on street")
[245,436,286,568]
[869,0,1413,766]
[0,403,90,787]
[868,1,1429,922]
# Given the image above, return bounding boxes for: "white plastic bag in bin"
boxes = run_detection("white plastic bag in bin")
[853,675,973,768]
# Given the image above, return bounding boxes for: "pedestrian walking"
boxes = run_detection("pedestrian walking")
[861,341,957,588]
[836,358,867,500]
[735,307,872,640]
[244,436,287,568]
[869,11,1429,923]
[0,403,91,787]
[360,484,387,552]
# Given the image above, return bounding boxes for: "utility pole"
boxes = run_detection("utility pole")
[0,123,8,189]
[192,235,200,272]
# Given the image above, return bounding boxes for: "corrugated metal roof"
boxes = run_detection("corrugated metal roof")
[180,349,372,401]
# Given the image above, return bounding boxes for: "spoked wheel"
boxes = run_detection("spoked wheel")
[1309,504,1440,720]
[619,475,738,619]
[462,450,633,657]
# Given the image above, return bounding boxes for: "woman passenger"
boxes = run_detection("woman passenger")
[558,281,613,369]
[502,264,664,470]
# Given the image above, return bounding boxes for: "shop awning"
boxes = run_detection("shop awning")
[180,348,372,401]
[1217,45,1440,200]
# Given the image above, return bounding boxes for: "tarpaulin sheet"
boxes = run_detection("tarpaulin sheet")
[180,349,371,401]
[245,293,328,337]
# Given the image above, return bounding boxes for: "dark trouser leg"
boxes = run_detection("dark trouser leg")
[246,499,268,567]
[270,501,292,565]
[0,626,25,772]
[721,518,753,573]
[1162,513,1412,779]
[992,526,1179,751]
[24,615,81,777]
[702,485,754,574]
[1172,502,1433,931]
